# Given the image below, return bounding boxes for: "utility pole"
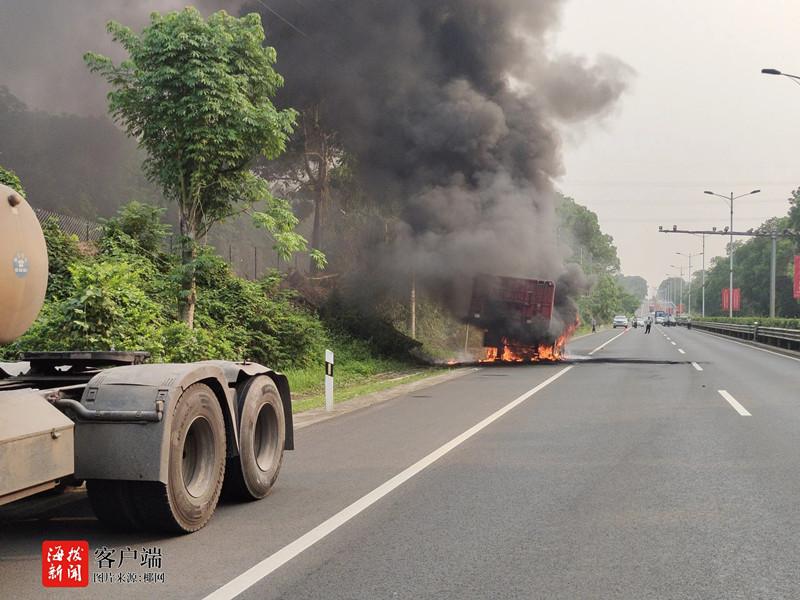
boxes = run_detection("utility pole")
[728,192,733,318]
[770,232,777,318]
[701,234,706,317]
[409,267,416,339]
[704,189,761,317]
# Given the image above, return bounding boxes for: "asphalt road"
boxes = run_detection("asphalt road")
[3,325,800,599]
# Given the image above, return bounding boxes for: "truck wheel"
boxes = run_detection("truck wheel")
[87,479,142,531]
[135,383,226,533]
[223,376,285,501]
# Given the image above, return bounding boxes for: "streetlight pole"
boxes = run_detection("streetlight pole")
[676,251,703,317]
[701,234,706,317]
[704,189,761,317]
[770,232,777,318]
[762,67,799,316]
[670,264,684,314]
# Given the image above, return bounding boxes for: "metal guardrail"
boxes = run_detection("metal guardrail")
[690,320,800,351]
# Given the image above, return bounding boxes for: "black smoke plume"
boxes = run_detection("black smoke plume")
[0,1,630,338]
[252,0,631,329]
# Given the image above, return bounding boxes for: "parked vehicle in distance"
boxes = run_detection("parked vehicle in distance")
[636,318,644,327]
[654,310,666,325]
[666,315,677,327]
[613,315,629,328]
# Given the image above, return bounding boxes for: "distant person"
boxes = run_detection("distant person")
[591,317,597,333]
[645,316,652,334]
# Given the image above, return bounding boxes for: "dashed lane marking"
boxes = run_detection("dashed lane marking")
[718,389,751,416]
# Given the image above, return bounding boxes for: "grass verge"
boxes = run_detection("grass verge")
[283,333,451,413]
[290,368,446,413]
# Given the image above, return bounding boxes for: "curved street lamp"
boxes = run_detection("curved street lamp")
[703,189,761,317]
[762,68,800,87]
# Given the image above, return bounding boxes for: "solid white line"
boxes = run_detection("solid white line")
[204,365,575,600]
[718,389,751,416]
[588,330,627,356]
[692,362,703,371]
[678,349,686,354]
[695,329,800,364]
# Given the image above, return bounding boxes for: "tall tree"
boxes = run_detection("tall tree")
[85,8,318,326]
[616,275,648,300]
[556,194,620,274]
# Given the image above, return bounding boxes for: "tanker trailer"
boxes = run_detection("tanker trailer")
[0,183,293,533]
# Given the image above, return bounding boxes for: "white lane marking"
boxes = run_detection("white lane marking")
[588,330,627,356]
[692,362,703,371]
[671,341,677,346]
[678,349,686,354]
[204,366,575,600]
[718,390,751,416]
[695,329,800,364]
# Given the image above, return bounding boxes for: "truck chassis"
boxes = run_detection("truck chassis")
[0,351,293,533]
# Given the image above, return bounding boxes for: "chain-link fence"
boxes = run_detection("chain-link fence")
[34,208,103,242]
[33,208,303,280]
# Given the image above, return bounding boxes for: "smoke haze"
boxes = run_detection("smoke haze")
[0,0,631,332]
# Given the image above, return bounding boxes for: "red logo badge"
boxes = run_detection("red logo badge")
[42,540,89,587]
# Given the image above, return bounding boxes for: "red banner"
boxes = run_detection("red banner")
[794,256,800,299]
[722,288,741,312]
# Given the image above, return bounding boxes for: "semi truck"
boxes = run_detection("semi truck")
[467,274,556,359]
[0,183,293,533]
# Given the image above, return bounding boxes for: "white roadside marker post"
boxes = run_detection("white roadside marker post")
[325,349,334,412]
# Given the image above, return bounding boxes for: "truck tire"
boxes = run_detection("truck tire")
[135,383,226,533]
[223,375,285,501]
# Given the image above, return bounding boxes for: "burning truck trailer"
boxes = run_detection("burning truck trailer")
[467,274,573,363]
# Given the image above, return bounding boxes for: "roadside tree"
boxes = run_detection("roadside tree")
[85,8,320,326]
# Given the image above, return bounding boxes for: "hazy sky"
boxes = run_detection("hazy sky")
[3,1,799,296]
[554,0,800,293]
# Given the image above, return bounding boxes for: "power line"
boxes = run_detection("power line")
[252,0,308,37]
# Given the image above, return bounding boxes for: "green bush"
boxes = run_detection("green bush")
[10,257,166,357]
[0,164,24,195]
[42,219,83,299]
[321,292,422,359]
[160,322,237,362]
[100,201,171,256]
[5,201,416,373]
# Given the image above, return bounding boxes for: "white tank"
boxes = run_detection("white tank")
[0,183,48,344]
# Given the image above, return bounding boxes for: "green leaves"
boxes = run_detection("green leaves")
[4,200,328,368]
[0,164,24,195]
[85,8,319,325]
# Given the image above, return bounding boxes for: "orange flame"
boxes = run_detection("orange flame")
[479,321,578,363]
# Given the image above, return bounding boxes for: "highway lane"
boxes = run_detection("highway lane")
[229,326,800,600]
[5,325,800,599]
[0,330,619,599]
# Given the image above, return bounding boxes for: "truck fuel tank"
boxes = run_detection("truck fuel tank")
[0,183,48,344]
